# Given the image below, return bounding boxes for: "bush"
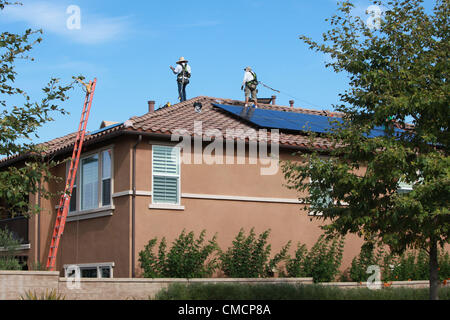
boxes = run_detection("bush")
[347,245,450,282]
[285,235,345,283]
[385,250,429,281]
[439,251,450,282]
[219,228,291,278]
[154,283,450,300]
[20,289,65,300]
[0,227,22,270]
[348,242,385,282]
[139,229,219,278]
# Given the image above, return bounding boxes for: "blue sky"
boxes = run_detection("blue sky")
[0,0,420,144]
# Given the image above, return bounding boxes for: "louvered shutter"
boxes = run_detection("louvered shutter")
[152,146,180,204]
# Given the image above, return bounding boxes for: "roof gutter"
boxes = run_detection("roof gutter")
[0,128,330,169]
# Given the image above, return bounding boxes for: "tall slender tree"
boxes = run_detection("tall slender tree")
[283,0,449,300]
[0,1,78,217]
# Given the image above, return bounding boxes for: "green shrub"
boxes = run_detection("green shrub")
[0,227,22,270]
[386,250,429,281]
[347,244,450,282]
[219,228,291,278]
[20,289,65,300]
[439,252,450,281]
[154,283,450,300]
[348,242,385,282]
[285,243,308,277]
[139,229,219,278]
[285,235,345,283]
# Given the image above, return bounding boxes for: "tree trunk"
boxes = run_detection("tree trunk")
[429,240,439,300]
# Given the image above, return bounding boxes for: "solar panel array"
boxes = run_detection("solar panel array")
[213,104,403,138]
[213,104,339,134]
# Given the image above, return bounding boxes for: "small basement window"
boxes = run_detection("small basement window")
[64,262,115,279]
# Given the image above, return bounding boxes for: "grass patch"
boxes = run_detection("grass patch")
[154,283,450,300]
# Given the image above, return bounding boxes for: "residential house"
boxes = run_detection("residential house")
[1,96,387,278]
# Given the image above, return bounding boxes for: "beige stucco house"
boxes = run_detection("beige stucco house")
[1,96,372,278]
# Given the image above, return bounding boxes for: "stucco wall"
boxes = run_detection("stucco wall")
[26,136,382,279]
[0,271,60,300]
[133,141,364,277]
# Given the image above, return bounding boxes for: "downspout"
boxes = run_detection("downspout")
[131,135,142,278]
[37,182,41,267]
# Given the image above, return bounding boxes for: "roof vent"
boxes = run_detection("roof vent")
[194,102,203,113]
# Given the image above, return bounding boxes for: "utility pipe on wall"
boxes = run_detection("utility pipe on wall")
[131,134,142,278]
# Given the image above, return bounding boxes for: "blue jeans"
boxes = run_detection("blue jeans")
[177,82,187,102]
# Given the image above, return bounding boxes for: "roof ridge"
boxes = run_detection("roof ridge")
[201,95,342,117]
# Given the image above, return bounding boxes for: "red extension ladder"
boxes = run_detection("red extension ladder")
[46,78,97,271]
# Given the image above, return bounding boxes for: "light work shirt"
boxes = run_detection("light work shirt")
[243,71,255,85]
[174,64,191,74]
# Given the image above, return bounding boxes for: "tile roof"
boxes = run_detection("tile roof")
[0,96,338,166]
[127,96,336,149]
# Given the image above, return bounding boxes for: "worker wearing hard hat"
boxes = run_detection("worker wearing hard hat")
[170,57,191,102]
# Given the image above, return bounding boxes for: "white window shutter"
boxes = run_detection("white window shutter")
[152,146,180,204]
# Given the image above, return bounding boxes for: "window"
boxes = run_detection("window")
[81,155,99,210]
[309,184,333,216]
[397,171,423,194]
[102,150,112,206]
[152,145,180,205]
[397,180,413,194]
[308,159,333,216]
[64,262,114,278]
[68,149,113,213]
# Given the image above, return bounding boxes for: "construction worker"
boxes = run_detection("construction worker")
[170,57,191,102]
[241,66,258,108]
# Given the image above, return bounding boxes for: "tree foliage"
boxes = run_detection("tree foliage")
[0,227,22,270]
[0,1,79,217]
[282,0,449,299]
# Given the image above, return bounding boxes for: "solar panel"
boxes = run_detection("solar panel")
[87,122,123,136]
[213,104,404,138]
[213,104,338,133]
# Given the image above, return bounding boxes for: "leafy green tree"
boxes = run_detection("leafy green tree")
[283,0,449,299]
[0,1,79,217]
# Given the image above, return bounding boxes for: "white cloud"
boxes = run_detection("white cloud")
[0,1,132,44]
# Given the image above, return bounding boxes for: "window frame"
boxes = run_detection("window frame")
[63,262,115,279]
[307,157,333,216]
[308,176,333,216]
[67,146,114,214]
[151,144,181,206]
